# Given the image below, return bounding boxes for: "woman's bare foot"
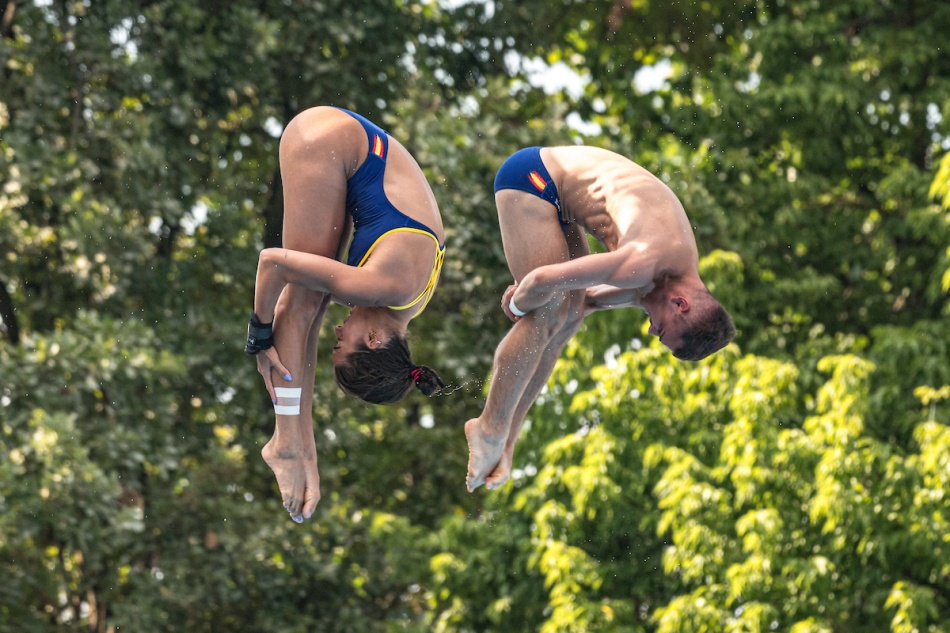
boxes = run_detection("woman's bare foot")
[261,430,321,522]
[464,418,507,492]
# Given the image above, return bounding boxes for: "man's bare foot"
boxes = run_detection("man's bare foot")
[464,418,506,492]
[485,446,515,490]
[261,432,321,522]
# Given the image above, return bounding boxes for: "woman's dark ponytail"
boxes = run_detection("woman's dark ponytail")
[335,332,444,404]
[409,365,445,396]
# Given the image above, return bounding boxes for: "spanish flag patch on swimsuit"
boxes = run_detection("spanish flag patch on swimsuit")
[371,134,385,158]
[528,170,547,192]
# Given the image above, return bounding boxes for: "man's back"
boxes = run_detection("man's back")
[542,146,699,272]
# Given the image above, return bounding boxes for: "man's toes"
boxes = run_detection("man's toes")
[486,473,509,490]
[486,470,509,490]
[466,473,484,492]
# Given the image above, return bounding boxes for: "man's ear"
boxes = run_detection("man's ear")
[367,333,382,349]
[672,296,690,312]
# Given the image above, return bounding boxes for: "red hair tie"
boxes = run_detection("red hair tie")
[410,367,424,382]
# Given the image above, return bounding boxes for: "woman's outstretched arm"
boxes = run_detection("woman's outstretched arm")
[252,247,408,321]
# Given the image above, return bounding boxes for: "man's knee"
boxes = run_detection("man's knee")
[524,292,576,340]
[553,290,586,343]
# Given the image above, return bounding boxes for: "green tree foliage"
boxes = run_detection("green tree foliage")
[2,0,948,631]
[425,342,949,632]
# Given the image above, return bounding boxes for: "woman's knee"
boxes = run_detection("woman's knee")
[278,285,326,324]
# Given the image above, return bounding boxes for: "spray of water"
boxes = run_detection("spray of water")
[435,377,485,397]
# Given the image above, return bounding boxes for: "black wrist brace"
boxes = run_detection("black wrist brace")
[244,311,274,355]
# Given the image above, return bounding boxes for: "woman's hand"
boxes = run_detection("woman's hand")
[256,346,293,404]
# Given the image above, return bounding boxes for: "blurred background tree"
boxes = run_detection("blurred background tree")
[1,0,947,631]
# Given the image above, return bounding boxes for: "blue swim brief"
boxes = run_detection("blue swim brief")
[493,147,569,227]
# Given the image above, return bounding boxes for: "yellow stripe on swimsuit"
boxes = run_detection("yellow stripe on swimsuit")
[354,227,445,315]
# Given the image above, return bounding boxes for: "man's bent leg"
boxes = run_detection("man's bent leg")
[466,296,571,491]
[466,189,575,492]
[479,222,590,490]
[484,288,587,489]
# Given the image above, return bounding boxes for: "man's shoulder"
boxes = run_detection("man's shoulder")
[616,237,695,272]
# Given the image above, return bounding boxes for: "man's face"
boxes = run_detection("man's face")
[647,309,685,353]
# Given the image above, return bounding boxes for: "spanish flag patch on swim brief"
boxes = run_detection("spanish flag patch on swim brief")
[528,170,547,192]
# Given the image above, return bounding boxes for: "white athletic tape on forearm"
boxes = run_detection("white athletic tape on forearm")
[274,387,302,415]
[509,297,527,317]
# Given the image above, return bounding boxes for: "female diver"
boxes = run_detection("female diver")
[245,106,445,523]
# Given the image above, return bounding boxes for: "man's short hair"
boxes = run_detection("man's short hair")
[673,291,736,361]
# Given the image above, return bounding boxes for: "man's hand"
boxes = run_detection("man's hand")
[502,269,559,319]
[256,346,293,404]
[583,284,642,316]
[583,288,604,318]
[501,282,522,322]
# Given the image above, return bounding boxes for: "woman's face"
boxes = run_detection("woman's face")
[331,308,393,366]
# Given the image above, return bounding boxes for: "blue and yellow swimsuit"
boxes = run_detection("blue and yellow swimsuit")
[337,108,445,315]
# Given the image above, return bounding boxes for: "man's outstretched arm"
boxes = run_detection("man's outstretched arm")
[509,244,654,315]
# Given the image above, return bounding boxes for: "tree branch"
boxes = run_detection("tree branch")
[263,163,283,250]
[262,101,296,250]
[0,278,20,345]
[1,0,15,40]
